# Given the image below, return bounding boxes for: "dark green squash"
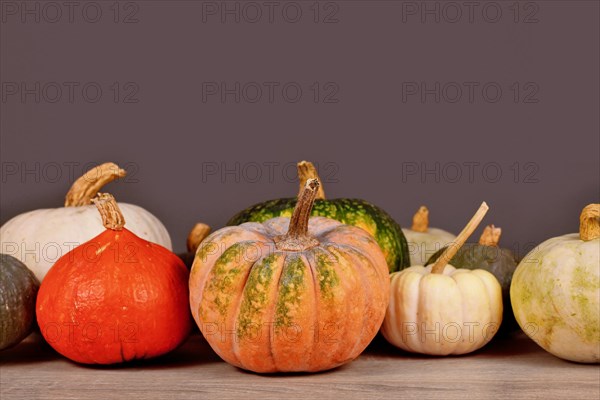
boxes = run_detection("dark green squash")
[227,161,410,273]
[1,254,39,350]
[425,225,519,334]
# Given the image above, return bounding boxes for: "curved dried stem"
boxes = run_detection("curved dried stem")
[65,163,126,207]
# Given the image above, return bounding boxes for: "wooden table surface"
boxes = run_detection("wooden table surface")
[1,332,599,400]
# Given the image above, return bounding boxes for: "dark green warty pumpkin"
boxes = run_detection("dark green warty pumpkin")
[1,254,39,350]
[227,161,410,273]
[425,225,519,333]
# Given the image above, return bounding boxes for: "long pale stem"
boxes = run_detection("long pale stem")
[431,202,489,274]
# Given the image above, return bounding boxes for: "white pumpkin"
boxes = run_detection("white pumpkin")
[402,206,456,265]
[510,204,600,364]
[382,202,503,355]
[0,163,172,281]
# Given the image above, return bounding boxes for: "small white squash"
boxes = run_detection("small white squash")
[402,206,457,265]
[0,163,172,281]
[510,204,600,364]
[382,202,503,355]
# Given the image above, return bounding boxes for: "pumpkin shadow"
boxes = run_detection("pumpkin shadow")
[0,332,57,365]
[474,332,541,357]
[365,331,543,360]
[0,332,223,369]
[233,362,350,377]
[76,333,222,370]
[470,333,596,368]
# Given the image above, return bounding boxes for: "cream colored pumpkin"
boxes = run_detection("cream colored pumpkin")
[382,202,503,355]
[0,163,171,281]
[382,264,502,355]
[402,206,456,265]
[510,204,600,363]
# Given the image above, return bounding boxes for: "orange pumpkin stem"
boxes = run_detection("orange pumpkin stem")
[580,204,600,241]
[187,223,211,253]
[479,225,502,246]
[431,202,489,274]
[411,206,429,232]
[92,193,125,231]
[65,163,126,207]
[297,161,326,200]
[276,179,320,251]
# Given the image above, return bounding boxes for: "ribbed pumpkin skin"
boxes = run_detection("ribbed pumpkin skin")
[227,198,409,273]
[426,243,519,333]
[381,265,503,355]
[0,254,39,350]
[36,229,191,364]
[190,216,390,373]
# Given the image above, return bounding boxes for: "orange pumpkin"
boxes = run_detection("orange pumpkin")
[36,193,191,364]
[189,179,390,373]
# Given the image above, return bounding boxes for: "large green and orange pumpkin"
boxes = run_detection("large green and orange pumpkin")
[190,179,390,373]
[227,161,409,273]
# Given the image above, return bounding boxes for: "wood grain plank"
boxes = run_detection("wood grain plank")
[1,333,599,400]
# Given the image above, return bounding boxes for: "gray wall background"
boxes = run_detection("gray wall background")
[1,0,599,258]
